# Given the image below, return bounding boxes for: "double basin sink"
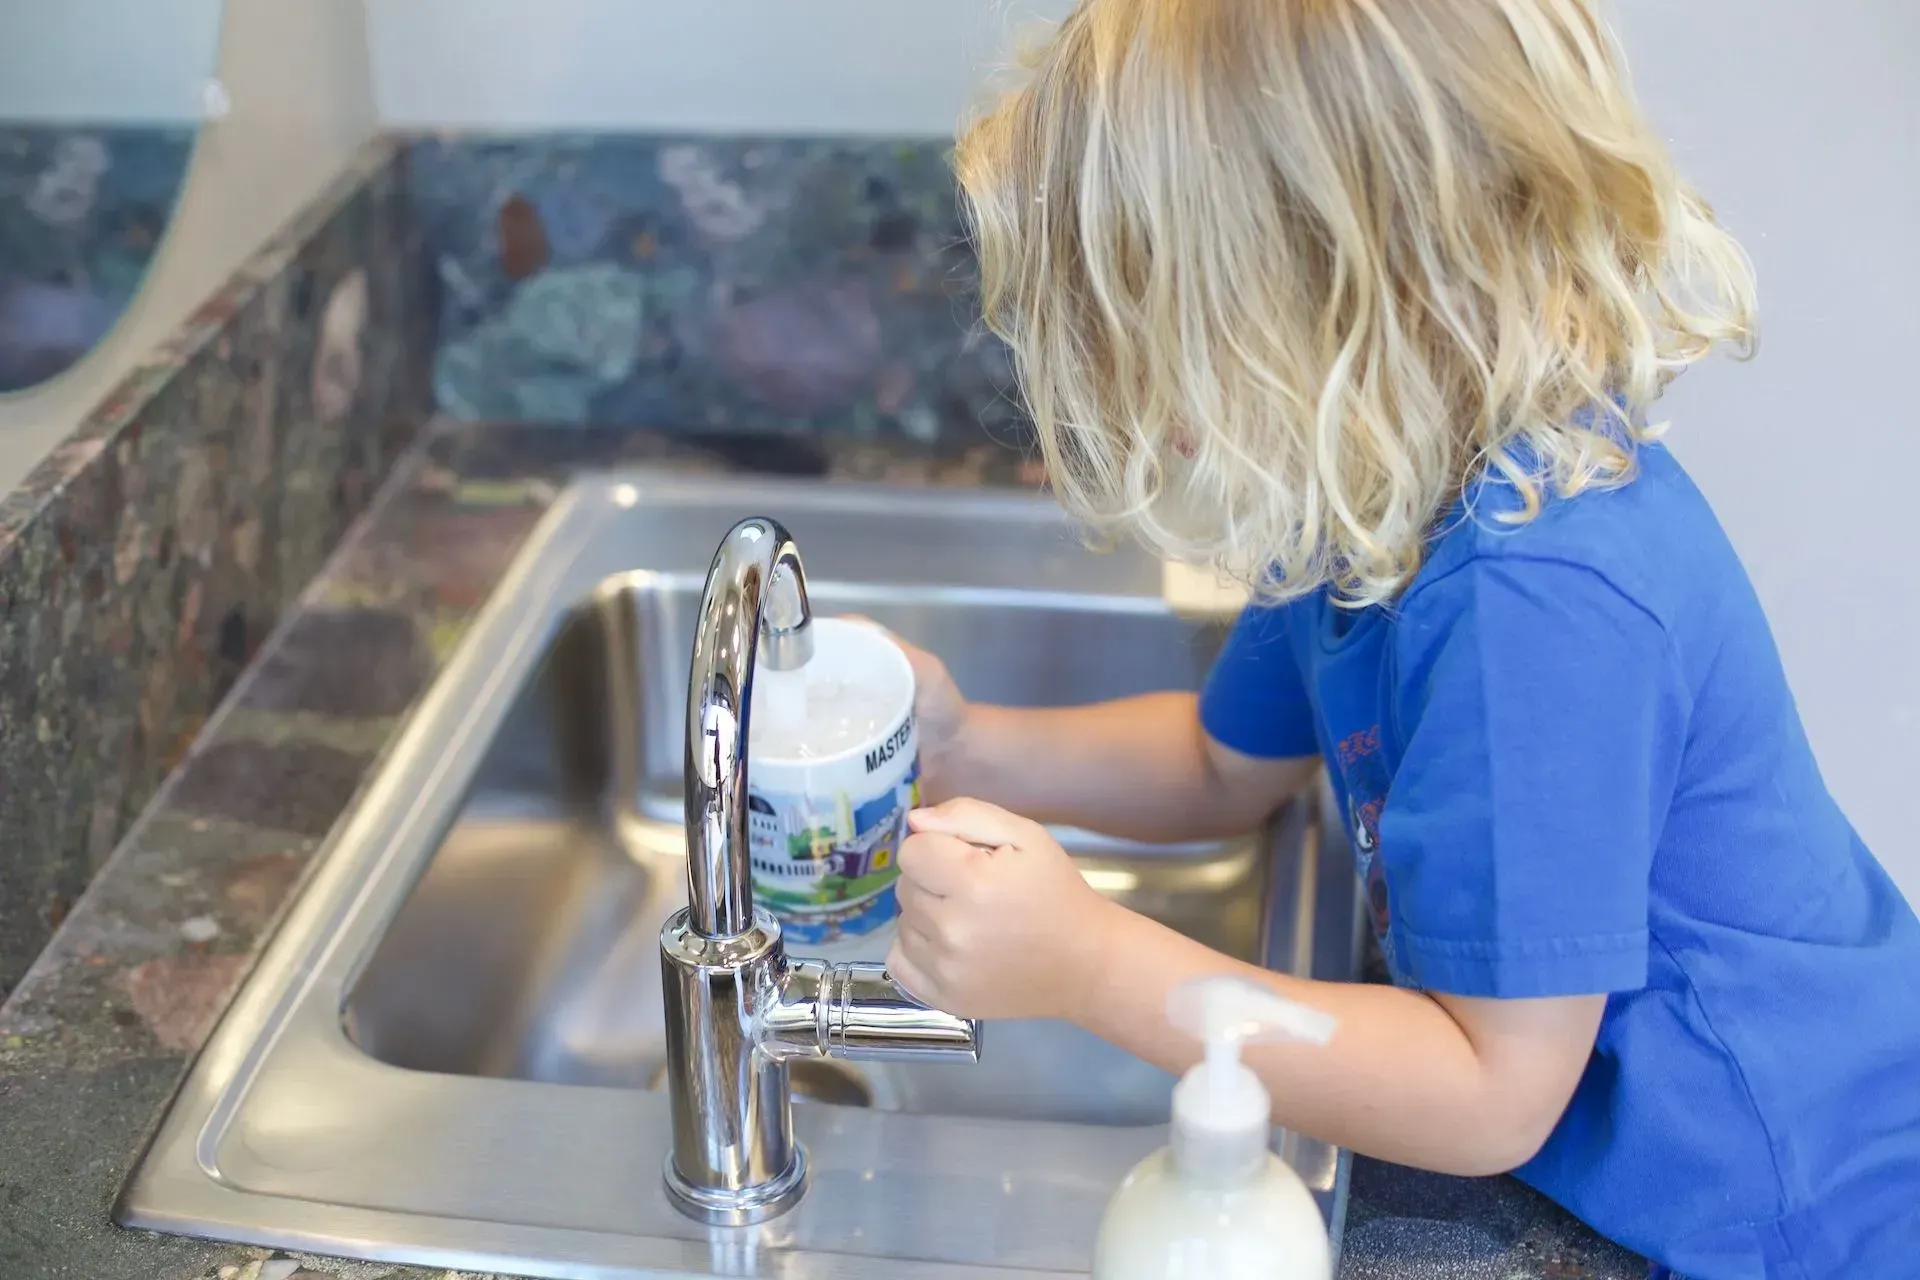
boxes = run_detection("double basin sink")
[119,474,1363,1278]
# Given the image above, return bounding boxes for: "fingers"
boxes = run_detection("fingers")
[895,871,944,917]
[907,797,1042,850]
[885,938,941,1008]
[893,877,958,1008]
[898,916,944,964]
[897,831,983,897]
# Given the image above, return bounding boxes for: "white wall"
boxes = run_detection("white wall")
[367,0,1075,134]
[0,3,380,494]
[0,0,224,123]
[1614,1,1917,893]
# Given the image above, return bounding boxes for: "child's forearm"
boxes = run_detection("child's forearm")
[932,693,1312,844]
[891,799,1601,1176]
[1073,906,1597,1178]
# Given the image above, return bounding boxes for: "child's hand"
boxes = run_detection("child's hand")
[839,616,969,787]
[886,797,1120,1021]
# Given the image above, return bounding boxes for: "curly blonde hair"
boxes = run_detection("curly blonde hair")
[957,0,1756,605]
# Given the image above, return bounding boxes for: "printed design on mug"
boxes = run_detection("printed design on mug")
[743,616,921,946]
[747,756,921,944]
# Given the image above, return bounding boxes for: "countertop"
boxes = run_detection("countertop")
[0,422,1652,1280]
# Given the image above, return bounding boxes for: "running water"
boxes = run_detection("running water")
[755,665,808,744]
[751,668,898,760]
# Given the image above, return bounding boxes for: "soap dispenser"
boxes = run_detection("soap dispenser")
[1092,976,1337,1280]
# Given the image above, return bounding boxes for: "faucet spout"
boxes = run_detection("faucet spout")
[683,517,812,940]
[660,517,980,1227]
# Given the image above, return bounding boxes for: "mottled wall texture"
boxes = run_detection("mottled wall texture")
[0,139,433,998]
[412,134,1030,448]
[0,125,198,392]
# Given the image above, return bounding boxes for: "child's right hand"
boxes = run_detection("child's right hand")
[839,617,970,781]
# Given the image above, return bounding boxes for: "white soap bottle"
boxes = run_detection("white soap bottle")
[1092,976,1338,1280]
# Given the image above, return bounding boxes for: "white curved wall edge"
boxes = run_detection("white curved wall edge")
[0,1,379,495]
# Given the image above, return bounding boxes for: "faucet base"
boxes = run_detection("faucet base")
[658,909,808,1222]
[663,1146,809,1227]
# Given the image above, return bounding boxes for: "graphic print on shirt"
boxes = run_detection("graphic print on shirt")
[1334,724,1401,981]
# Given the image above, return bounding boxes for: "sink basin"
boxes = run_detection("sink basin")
[120,474,1363,1279]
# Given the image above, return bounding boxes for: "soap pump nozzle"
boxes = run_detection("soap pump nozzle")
[1167,976,1337,1187]
[1093,977,1337,1278]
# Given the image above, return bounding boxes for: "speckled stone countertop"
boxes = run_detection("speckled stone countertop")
[0,422,1650,1280]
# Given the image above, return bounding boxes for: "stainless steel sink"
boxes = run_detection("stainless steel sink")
[120,474,1364,1279]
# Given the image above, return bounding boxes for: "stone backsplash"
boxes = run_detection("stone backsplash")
[0,130,1033,1000]
[0,137,433,999]
[411,133,1031,448]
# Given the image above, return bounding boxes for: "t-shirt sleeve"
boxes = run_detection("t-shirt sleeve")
[1199,600,1321,759]
[1380,556,1688,999]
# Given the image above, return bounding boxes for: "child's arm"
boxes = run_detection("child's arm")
[881,627,1319,844]
[1072,902,1603,1178]
[888,799,1605,1179]
[943,696,1319,843]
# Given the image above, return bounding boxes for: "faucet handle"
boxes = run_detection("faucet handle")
[769,959,982,1064]
[823,962,982,1062]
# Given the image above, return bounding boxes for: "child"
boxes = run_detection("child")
[881,2,1920,1276]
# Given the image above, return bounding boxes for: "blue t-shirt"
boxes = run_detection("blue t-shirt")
[1199,445,1920,1278]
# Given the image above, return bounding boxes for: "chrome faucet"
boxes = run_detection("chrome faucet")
[659,517,982,1225]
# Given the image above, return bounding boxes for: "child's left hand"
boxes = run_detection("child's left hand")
[885,797,1121,1021]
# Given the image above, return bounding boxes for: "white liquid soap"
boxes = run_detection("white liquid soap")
[1092,976,1337,1280]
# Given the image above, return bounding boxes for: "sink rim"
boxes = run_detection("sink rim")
[118,471,1360,1280]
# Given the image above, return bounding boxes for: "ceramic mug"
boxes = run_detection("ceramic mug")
[746,618,919,946]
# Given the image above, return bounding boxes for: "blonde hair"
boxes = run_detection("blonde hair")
[958,0,1756,605]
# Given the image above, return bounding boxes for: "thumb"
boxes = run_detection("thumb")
[885,939,940,1008]
[908,797,1040,849]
